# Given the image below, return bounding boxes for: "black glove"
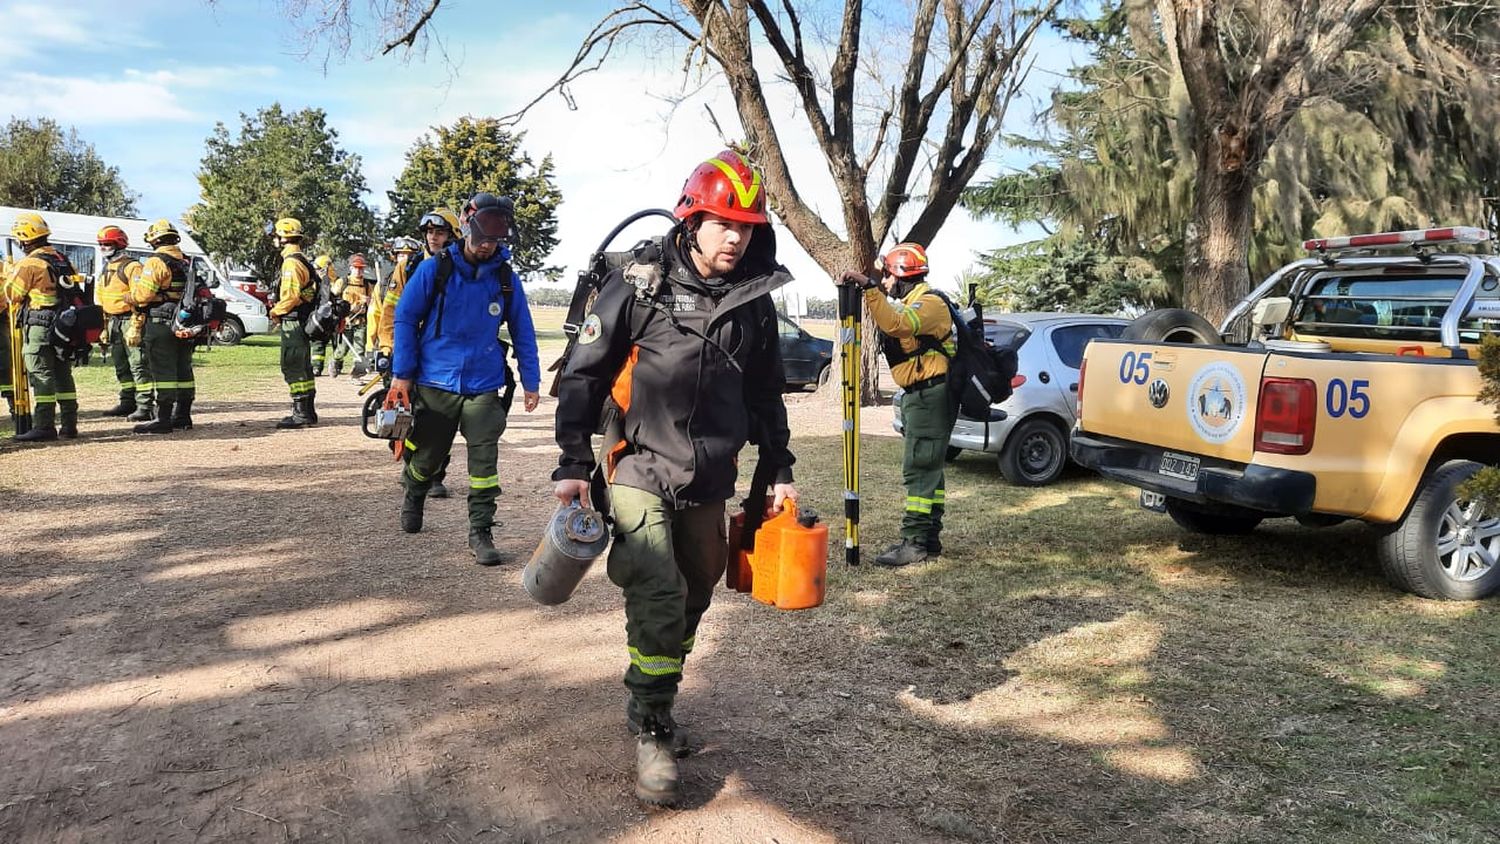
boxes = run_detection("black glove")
[375,352,392,375]
[840,270,879,290]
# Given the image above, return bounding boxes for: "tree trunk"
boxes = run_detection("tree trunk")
[1181,144,1256,326]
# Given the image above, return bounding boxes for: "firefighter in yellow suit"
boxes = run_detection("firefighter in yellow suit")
[96,226,144,418]
[1,255,13,414]
[310,254,339,376]
[7,212,82,442]
[267,218,320,429]
[330,254,367,378]
[130,220,195,435]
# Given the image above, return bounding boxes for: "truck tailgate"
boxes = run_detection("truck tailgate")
[1080,341,1268,463]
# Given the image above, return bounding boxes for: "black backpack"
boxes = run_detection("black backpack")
[162,254,228,345]
[299,256,350,341]
[919,291,1019,420]
[35,251,104,357]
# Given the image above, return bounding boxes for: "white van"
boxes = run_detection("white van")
[0,206,270,344]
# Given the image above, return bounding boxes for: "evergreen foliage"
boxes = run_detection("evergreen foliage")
[0,117,138,217]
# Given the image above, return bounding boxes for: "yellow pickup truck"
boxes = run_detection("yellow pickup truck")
[1072,227,1500,601]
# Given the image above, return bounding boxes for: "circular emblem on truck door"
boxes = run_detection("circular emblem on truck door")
[1148,378,1170,408]
[1185,362,1247,444]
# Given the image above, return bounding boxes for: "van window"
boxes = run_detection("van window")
[56,243,95,276]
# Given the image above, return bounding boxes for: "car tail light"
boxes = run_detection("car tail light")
[1255,377,1316,454]
[1011,374,1027,389]
[1076,359,1087,419]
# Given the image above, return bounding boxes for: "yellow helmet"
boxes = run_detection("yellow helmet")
[313,254,333,269]
[144,218,179,245]
[11,212,50,243]
[419,208,461,234]
[273,217,304,239]
[392,236,421,254]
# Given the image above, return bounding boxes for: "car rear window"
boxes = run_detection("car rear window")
[1050,323,1125,369]
[986,322,1031,351]
[1293,271,1500,340]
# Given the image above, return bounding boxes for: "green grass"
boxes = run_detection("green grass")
[740,436,1499,842]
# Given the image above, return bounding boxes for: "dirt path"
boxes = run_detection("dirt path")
[0,375,915,843]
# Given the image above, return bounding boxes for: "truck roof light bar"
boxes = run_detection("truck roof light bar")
[1304,227,1491,253]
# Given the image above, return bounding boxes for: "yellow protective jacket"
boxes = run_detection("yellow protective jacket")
[6,246,71,310]
[866,281,954,388]
[376,253,417,353]
[270,245,316,319]
[131,245,189,308]
[99,255,143,316]
[335,271,368,311]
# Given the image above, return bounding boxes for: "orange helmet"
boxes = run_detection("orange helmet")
[674,149,767,224]
[97,225,129,250]
[882,242,929,278]
[349,253,367,269]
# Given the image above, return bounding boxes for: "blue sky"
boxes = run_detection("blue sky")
[2,0,1075,300]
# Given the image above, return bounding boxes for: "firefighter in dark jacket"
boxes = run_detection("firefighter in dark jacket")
[841,242,955,566]
[552,149,799,807]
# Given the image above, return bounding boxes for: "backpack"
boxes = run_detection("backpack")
[164,254,229,345]
[299,255,350,341]
[914,290,1019,420]
[35,251,104,357]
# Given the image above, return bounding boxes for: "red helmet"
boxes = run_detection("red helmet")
[882,242,930,278]
[97,225,128,250]
[349,253,367,269]
[674,149,768,224]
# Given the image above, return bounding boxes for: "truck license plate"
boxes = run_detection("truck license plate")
[1158,451,1201,482]
[1139,490,1167,512]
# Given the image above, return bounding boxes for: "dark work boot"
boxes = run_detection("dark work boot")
[874,538,929,568]
[467,526,504,566]
[429,479,451,499]
[331,359,343,378]
[104,392,136,417]
[305,393,319,425]
[925,534,943,557]
[312,364,324,377]
[275,397,312,429]
[126,396,154,423]
[400,487,425,534]
[634,714,680,807]
[626,698,690,758]
[58,408,78,440]
[14,404,57,442]
[173,395,194,430]
[134,399,175,434]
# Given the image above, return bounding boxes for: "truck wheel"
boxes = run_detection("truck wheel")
[212,316,246,346]
[1122,308,1220,344]
[998,418,1067,486]
[1377,460,1500,600]
[1164,497,1263,535]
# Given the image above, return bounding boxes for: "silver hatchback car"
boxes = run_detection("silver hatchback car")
[893,312,1129,485]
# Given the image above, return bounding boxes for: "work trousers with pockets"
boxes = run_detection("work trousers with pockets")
[333,321,366,366]
[606,484,728,717]
[899,380,957,543]
[280,322,314,398]
[21,324,76,418]
[402,385,507,529]
[142,321,193,408]
[107,315,140,402]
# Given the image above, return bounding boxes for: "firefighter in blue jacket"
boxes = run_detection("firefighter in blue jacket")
[385,192,541,564]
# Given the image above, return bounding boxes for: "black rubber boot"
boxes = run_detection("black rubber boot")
[275,398,309,429]
[429,479,451,499]
[874,538,929,567]
[173,396,194,430]
[126,395,155,423]
[14,405,57,442]
[626,698,690,758]
[134,399,175,434]
[925,534,943,557]
[104,392,136,417]
[312,364,324,377]
[305,393,319,425]
[58,408,78,440]
[468,526,504,566]
[400,487,425,534]
[331,360,343,378]
[634,714,680,806]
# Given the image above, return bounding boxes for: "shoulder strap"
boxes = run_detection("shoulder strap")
[427,251,452,338]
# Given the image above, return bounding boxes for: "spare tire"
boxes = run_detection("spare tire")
[1122,308,1220,344]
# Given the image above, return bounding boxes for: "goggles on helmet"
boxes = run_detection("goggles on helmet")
[419,212,453,232]
[466,208,511,245]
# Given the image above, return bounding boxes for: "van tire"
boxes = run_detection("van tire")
[1164,497,1263,535]
[1122,309,1220,345]
[1377,460,1500,600]
[998,418,1067,486]
[213,316,246,346]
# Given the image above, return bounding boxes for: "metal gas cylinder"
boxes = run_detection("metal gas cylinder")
[522,503,610,605]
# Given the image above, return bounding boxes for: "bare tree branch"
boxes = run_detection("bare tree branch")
[383,0,443,55]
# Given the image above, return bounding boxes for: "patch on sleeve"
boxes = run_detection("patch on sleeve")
[578,313,603,345]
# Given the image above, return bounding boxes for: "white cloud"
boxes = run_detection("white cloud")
[0,72,198,124]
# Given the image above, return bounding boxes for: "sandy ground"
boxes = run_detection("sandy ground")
[0,375,918,843]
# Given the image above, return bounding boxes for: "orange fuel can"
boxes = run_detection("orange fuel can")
[725,501,828,610]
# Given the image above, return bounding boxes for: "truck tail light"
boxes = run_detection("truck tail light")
[1076,359,1087,419]
[1255,377,1317,454]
